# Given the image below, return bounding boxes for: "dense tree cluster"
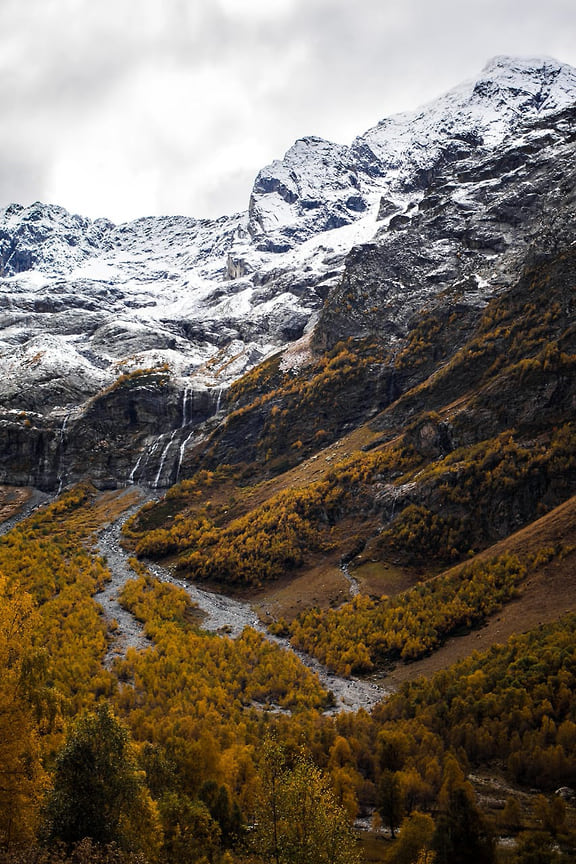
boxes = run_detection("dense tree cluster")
[43,705,160,856]
[131,482,337,585]
[0,577,48,847]
[0,484,115,708]
[377,615,576,790]
[0,488,348,863]
[249,739,361,864]
[373,423,576,567]
[126,442,413,585]
[287,553,526,674]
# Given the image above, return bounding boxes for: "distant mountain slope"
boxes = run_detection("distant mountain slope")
[116,239,576,712]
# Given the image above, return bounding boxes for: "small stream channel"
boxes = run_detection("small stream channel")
[0,486,389,713]
[96,508,153,668]
[96,496,389,713]
[341,560,361,597]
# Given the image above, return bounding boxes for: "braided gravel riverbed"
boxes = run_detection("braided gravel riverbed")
[0,486,388,713]
[96,492,389,713]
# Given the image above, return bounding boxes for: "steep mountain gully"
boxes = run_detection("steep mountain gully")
[96,489,388,713]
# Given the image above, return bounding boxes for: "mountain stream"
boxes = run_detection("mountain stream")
[0,487,388,713]
[96,497,389,713]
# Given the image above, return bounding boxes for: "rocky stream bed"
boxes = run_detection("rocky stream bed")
[95,494,389,713]
[0,485,388,713]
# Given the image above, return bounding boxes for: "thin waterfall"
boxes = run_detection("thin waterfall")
[176,429,195,480]
[55,414,70,494]
[215,386,224,413]
[154,430,179,488]
[129,383,226,488]
[173,386,194,481]
[181,386,191,428]
[129,438,162,486]
[128,449,146,484]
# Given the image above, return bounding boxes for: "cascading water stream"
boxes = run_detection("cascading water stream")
[214,385,225,413]
[181,386,191,428]
[129,438,163,486]
[174,385,194,482]
[128,450,146,484]
[176,429,196,481]
[128,383,227,487]
[98,503,389,712]
[341,561,360,597]
[154,430,179,487]
[55,414,70,494]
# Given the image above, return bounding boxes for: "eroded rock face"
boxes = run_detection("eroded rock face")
[1,56,575,489]
[315,105,576,351]
[0,375,226,490]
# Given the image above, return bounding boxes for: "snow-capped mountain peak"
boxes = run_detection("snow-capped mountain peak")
[248,55,576,245]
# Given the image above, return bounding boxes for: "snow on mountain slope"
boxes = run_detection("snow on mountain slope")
[0,54,575,487]
[248,56,576,244]
[359,55,576,163]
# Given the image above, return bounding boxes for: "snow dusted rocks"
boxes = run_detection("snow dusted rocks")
[315,58,576,349]
[248,56,576,248]
[0,202,112,275]
[1,56,575,488]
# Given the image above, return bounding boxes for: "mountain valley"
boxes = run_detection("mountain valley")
[1,56,576,864]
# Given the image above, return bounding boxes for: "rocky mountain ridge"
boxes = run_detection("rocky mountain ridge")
[1,54,575,490]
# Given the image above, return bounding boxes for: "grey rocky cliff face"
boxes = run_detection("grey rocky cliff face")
[0,374,227,491]
[315,104,576,352]
[0,56,575,489]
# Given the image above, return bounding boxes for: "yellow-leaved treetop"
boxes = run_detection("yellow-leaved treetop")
[0,574,48,848]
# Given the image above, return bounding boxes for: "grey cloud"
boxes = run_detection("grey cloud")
[0,153,46,208]
[1,0,576,220]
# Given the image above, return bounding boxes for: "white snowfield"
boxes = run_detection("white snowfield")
[0,55,574,413]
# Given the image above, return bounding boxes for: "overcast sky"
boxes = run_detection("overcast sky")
[1,0,575,223]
